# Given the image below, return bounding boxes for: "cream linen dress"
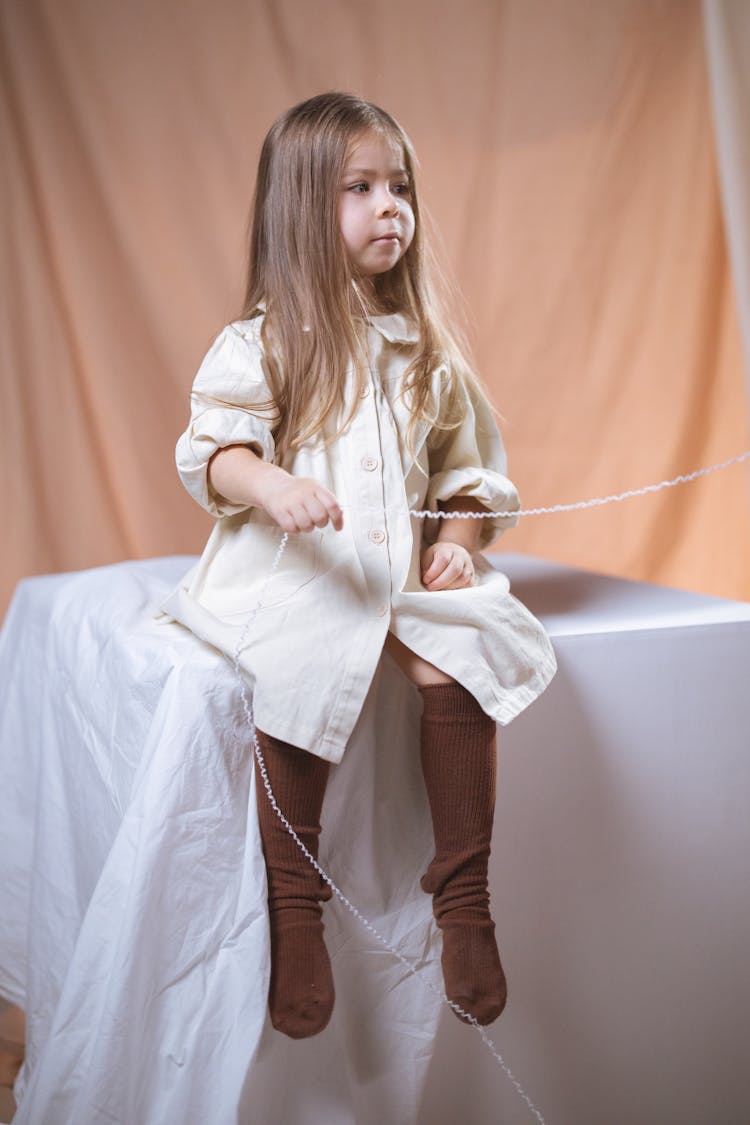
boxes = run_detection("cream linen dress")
[161,312,556,763]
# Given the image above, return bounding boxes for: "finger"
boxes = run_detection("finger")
[427,554,473,591]
[318,490,344,531]
[424,560,458,589]
[426,573,457,591]
[422,560,450,586]
[437,551,466,582]
[455,567,475,590]
[278,512,301,534]
[302,486,343,531]
[422,551,452,585]
[304,496,332,528]
[428,571,471,592]
[289,502,315,533]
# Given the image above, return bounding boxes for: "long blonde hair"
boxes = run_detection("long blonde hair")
[242,92,474,459]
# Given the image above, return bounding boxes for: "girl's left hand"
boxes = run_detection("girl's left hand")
[420,542,475,591]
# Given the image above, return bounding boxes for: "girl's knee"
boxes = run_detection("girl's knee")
[383,632,455,688]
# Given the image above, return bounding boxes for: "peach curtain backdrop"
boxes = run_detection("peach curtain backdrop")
[2,0,749,619]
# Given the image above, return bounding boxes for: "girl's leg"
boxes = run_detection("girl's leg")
[384,634,507,1025]
[254,730,334,1038]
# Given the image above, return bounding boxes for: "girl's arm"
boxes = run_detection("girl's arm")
[208,445,343,534]
[421,496,486,591]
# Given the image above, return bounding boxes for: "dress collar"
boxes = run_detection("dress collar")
[365,313,419,345]
[235,307,419,345]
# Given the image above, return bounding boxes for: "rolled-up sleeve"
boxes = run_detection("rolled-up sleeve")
[176,324,277,517]
[426,376,520,549]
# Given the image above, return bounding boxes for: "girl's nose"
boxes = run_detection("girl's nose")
[376,188,399,217]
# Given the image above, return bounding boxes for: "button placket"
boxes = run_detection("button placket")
[374,380,414,596]
[344,372,392,620]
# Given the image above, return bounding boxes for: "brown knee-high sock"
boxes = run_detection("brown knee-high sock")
[254,730,334,1039]
[419,682,507,1025]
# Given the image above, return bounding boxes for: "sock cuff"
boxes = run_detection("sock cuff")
[418,681,490,724]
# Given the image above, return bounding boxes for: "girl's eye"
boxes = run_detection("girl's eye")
[349,182,369,193]
[393,183,411,195]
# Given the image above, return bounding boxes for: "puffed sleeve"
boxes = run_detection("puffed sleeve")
[175,322,278,517]
[426,374,520,549]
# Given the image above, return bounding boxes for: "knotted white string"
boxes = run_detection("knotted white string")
[232,533,548,1124]
[408,447,750,520]
[231,446,750,1125]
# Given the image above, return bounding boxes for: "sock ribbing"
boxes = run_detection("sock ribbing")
[254,731,335,1039]
[419,682,507,1025]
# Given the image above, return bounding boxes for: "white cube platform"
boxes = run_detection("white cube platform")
[1,554,748,1125]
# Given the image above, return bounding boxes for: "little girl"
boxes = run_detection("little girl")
[164,92,556,1041]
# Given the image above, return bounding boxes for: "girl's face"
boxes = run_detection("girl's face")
[338,131,415,283]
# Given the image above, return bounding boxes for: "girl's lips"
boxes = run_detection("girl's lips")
[372,233,400,243]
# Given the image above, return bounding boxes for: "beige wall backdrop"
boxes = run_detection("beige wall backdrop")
[2,0,749,617]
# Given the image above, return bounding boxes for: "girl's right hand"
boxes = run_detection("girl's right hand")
[263,473,344,534]
[208,446,342,533]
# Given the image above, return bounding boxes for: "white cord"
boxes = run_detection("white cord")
[228,446,750,1124]
[408,447,750,520]
[231,531,548,1124]
[249,719,548,1124]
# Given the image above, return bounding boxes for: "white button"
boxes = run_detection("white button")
[362,456,378,472]
[360,384,371,397]
[377,603,389,617]
[368,529,386,544]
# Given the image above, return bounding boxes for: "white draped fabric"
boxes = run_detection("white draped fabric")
[0,558,442,1125]
[704,0,750,408]
[2,555,750,1123]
